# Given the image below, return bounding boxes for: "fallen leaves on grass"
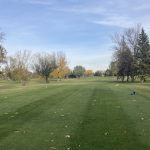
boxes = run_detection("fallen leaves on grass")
[132,99,136,102]
[4,112,8,115]
[50,147,57,150]
[65,135,70,138]
[104,132,109,136]
[14,130,20,133]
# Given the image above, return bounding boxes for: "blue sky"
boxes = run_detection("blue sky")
[0,0,150,71]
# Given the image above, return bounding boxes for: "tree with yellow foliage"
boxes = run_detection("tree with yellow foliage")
[84,70,93,77]
[51,52,70,80]
[5,50,31,85]
[51,66,70,80]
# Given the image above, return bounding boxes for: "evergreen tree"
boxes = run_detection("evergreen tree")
[137,28,150,82]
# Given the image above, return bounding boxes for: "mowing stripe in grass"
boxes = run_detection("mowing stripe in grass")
[0,85,82,140]
[110,84,150,149]
[0,85,76,115]
[69,83,149,150]
[0,78,150,150]
[0,84,96,150]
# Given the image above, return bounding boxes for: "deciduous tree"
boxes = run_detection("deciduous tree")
[112,26,140,82]
[33,52,57,83]
[51,52,70,80]
[0,31,6,68]
[94,70,103,77]
[73,65,85,78]
[5,50,31,85]
[84,70,93,77]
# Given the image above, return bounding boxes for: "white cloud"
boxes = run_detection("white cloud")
[4,0,150,71]
[91,13,137,28]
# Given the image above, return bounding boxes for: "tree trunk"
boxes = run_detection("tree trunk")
[117,76,119,81]
[127,76,129,82]
[131,75,135,82]
[45,76,49,83]
[121,76,124,82]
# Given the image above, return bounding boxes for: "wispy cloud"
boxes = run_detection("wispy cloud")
[19,0,54,5]
[56,4,107,15]
[2,0,150,70]
[134,3,150,11]
[92,15,135,28]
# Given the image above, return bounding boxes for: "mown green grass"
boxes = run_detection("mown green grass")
[0,78,150,150]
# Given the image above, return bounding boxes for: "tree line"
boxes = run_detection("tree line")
[0,32,105,85]
[109,25,150,82]
[2,25,148,84]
